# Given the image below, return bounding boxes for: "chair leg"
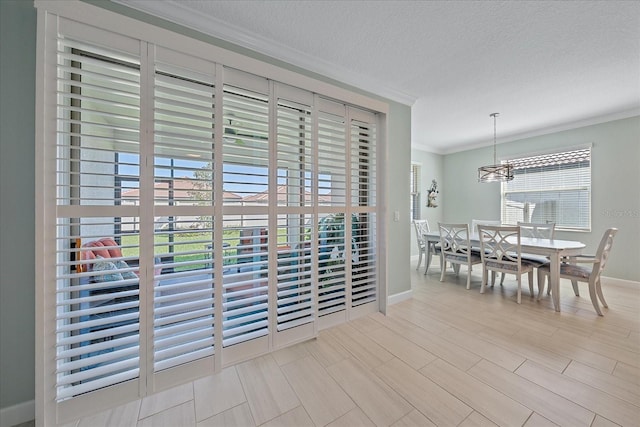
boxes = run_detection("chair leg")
[527,270,534,296]
[516,275,522,304]
[500,272,506,286]
[537,271,546,300]
[570,280,579,296]
[480,268,487,294]
[588,279,603,316]
[491,271,496,287]
[440,259,446,282]
[596,278,608,308]
[466,265,471,290]
[416,250,423,270]
[453,264,461,275]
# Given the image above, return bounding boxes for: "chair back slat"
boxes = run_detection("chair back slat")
[439,223,471,257]
[517,222,556,239]
[593,228,618,279]
[413,219,430,248]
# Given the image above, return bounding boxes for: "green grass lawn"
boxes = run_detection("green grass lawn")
[119,228,298,271]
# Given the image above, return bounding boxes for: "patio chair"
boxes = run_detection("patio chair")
[537,228,617,316]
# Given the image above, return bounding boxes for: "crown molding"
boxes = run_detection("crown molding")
[112,0,416,106]
[415,107,640,155]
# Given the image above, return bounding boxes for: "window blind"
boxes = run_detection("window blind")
[350,115,377,307]
[410,164,420,221]
[152,53,216,372]
[55,38,142,400]
[502,148,591,230]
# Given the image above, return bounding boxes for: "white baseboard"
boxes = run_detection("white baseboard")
[0,400,34,427]
[387,289,413,305]
[601,276,640,289]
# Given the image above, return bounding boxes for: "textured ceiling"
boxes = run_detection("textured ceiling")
[115,0,640,154]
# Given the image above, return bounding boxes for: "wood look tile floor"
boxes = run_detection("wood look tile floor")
[37,261,640,427]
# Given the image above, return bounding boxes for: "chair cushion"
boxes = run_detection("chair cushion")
[115,259,138,280]
[92,255,124,282]
[446,252,481,263]
[486,259,536,271]
[538,262,592,279]
[520,254,550,267]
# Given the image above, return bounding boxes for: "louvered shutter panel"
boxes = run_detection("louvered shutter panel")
[317,101,348,316]
[55,39,142,399]
[350,112,377,308]
[152,50,216,372]
[275,91,314,331]
[221,79,270,347]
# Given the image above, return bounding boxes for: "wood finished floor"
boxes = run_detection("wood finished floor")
[49,261,640,427]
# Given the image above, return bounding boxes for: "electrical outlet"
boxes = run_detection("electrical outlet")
[394,211,400,222]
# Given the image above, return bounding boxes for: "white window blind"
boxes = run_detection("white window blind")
[350,115,377,307]
[152,52,216,372]
[410,164,420,221]
[502,148,591,230]
[221,82,270,347]
[55,38,142,400]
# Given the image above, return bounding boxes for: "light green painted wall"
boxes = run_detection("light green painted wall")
[0,0,37,411]
[410,149,444,256]
[0,0,412,412]
[443,116,640,282]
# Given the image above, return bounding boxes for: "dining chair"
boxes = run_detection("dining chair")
[438,223,482,289]
[537,228,617,316]
[413,219,430,270]
[493,221,557,286]
[477,225,535,304]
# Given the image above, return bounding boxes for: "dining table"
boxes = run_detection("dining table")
[422,231,586,312]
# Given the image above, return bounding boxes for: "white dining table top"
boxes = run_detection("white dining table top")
[423,231,586,253]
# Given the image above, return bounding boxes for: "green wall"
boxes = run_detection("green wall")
[0,0,37,413]
[410,149,444,256]
[0,0,412,415]
[443,116,640,282]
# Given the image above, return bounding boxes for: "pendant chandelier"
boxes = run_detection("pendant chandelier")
[478,112,513,183]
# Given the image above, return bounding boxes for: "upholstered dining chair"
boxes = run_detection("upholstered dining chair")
[537,228,617,316]
[477,225,535,304]
[413,219,430,270]
[492,221,557,286]
[438,223,482,289]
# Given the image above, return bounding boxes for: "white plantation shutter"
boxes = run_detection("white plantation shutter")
[276,214,314,330]
[275,87,315,335]
[502,148,591,230]
[221,77,270,348]
[152,51,216,372]
[318,109,348,207]
[317,100,348,317]
[39,7,382,419]
[350,111,377,308]
[54,38,142,400]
